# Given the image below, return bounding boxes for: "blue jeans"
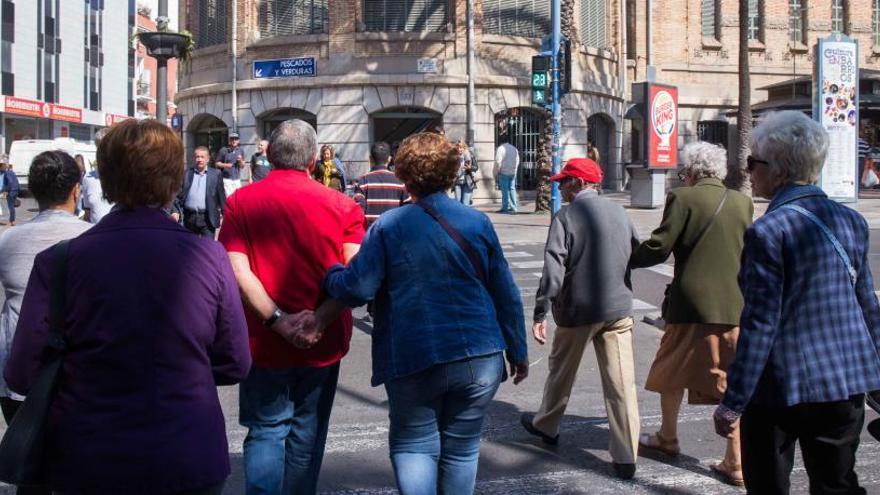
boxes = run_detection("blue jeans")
[454,184,473,205]
[240,363,340,495]
[385,352,504,495]
[6,192,17,223]
[498,174,517,212]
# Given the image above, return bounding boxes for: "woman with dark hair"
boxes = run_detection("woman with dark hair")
[4,120,251,495]
[302,132,529,495]
[0,151,90,428]
[312,144,347,192]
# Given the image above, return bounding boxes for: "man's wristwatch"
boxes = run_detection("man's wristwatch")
[263,308,284,328]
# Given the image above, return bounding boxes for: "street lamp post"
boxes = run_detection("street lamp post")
[550,0,562,214]
[138,0,187,125]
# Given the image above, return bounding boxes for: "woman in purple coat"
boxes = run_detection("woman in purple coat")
[3,120,252,495]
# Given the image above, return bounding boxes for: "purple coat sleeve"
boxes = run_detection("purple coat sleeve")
[4,250,53,395]
[210,244,252,385]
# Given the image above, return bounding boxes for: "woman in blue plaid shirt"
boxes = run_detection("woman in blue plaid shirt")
[714,111,880,494]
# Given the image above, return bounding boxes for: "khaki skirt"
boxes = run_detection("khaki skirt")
[644,323,739,405]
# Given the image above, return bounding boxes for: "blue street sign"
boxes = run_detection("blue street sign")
[253,57,316,79]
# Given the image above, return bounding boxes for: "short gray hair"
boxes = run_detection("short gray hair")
[751,111,828,184]
[681,141,728,180]
[267,119,318,171]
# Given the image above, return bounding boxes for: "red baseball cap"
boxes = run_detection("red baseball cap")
[550,157,603,184]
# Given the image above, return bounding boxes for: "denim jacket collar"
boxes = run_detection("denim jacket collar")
[768,184,827,212]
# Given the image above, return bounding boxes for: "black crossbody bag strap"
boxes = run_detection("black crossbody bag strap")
[416,202,489,288]
[690,189,730,250]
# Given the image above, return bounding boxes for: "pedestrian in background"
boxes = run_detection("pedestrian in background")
[454,140,478,205]
[521,157,641,480]
[587,139,601,167]
[0,151,91,435]
[0,161,19,226]
[312,132,529,495]
[714,111,880,494]
[215,132,245,198]
[80,128,113,224]
[493,135,520,214]
[355,141,408,228]
[251,139,271,182]
[632,142,753,486]
[218,119,364,495]
[4,119,251,495]
[172,146,226,238]
[312,144,348,193]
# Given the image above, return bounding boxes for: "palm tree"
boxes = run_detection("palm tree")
[732,0,751,191]
[535,0,577,212]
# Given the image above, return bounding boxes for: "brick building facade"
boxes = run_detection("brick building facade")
[176,0,626,191]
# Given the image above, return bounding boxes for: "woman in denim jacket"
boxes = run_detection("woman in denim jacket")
[302,132,529,495]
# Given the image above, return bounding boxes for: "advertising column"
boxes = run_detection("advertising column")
[814,35,858,202]
[647,84,679,169]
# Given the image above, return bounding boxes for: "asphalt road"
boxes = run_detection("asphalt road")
[0,198,878,494]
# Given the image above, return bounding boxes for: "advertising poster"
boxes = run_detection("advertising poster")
[815,36,858,202]
[647,84,679,168]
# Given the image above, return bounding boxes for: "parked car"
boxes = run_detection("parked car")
[8,138,96,188]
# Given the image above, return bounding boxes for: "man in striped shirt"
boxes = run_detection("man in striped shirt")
[355,142,409,227]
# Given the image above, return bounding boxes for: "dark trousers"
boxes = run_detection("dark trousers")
[183,209,216,238]
[6,192,17,223]
[741,394,866,495]
[239,363,340,495]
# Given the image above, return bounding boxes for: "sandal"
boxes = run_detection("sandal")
[710,461,745,487]
[638,431,680,456]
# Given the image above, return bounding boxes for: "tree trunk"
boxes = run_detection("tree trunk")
[731,0,752,192]
[535,0,577,213]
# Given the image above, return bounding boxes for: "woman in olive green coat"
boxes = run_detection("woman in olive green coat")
[631,142,753,486]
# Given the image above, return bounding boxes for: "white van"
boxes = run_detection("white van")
[8,138,96,188]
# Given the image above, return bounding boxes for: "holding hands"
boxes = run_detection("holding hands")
[270,310,324,349]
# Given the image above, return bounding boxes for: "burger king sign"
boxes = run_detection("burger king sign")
[647,84,679,168]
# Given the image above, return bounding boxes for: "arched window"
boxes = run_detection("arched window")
[789,0,806,44]
[191,0,228,48]
[701,0,719,39]
[874,0,880,45]
[748,0,762,40]
[581,0,608,47]
[831,0,845,33]
[259,0,328,37]
[483,0,550,38]
[362,0,448,32]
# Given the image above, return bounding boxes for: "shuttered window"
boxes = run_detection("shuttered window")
[789,0,805,43]
[260,0,328,37]
[748,0,761,40]
[701,0,718,39]
[874,0,880,45]
[580,0,607,48]
[831,0,844,33]
[362,0,448,32]
[192,0,228,48]
[483,0,550,38]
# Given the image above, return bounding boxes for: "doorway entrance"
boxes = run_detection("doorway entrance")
[370,107,442,157]
[495,107,547,190]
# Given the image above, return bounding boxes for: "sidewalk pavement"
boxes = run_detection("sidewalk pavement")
[477,189,880,241]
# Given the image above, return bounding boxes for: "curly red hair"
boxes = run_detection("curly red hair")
[393,133,459,198]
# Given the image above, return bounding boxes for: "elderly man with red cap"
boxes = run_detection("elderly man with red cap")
[520,157,642,480]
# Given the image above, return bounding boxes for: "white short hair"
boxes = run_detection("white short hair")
[681,141,728,180]
[751,111,828,184]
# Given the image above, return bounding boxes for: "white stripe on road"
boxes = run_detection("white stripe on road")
[512,261,545,269]
[503,251,533,259]
[645,264,674,278]
[532,272,543,277]
[633,298,658,311]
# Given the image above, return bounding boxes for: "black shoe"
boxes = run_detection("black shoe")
[520,413,559,445]
[867,390,880,415]
[613,463,636,480]
[868,418,880,442]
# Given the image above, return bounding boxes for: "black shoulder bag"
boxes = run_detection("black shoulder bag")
[0,240,71,486]
[661,190,729,319]
[416,201,488,288]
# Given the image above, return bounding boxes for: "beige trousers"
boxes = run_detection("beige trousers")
[532,317,641,464]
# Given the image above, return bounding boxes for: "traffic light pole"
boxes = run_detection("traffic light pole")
[550,0,562,215]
